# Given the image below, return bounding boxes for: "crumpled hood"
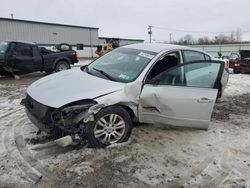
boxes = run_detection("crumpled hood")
[27,68,125,108]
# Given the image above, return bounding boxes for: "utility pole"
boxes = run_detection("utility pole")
[148,25,152,43]
[169,33,172,44]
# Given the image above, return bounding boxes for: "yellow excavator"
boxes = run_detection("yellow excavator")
[95,38,120,56]
[95,42,113,56]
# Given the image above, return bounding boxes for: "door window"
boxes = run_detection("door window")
[13,44,33,57]
[147,51,180,80]
[153,61,222,89]
[183,50,208,62]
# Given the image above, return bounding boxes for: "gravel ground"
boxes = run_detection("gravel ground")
[0,64,250,188]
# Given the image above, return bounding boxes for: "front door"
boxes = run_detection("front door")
[7,44,38,73]
[139,61,224,129]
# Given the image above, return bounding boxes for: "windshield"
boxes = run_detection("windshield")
[0,42,9,54]
[86,47,156,83]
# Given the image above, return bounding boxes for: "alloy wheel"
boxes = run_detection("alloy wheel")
[94,114,126,144]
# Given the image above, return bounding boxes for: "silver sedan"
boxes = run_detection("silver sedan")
[22,43,229,147]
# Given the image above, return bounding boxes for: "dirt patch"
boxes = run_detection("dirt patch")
[212,93,250,121]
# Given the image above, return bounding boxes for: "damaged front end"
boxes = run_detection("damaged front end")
[21,95,102,141]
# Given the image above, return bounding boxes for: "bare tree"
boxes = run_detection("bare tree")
[214,34,230,44]
[230,30,236,43]
[183,34,195,45]
[197,36,210,44]
[198,37,205,44]
[235,28,242,42]
[176,27,244,45]
[177,37,185,45]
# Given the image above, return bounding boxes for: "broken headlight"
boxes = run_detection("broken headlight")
[51,102,96,123]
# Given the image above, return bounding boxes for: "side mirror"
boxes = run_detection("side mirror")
[145,78,160,85]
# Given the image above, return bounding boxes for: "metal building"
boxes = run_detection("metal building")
[0,17,99,58]
[189,43,250,57]
[99,37,144,47]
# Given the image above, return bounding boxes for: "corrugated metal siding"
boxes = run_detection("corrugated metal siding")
[0,19,99,46]
[190,43,250,57]
[98,37,144,46]
[98,38,106,44]
[119,39,144,46]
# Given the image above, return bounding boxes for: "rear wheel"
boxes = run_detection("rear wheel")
[55,61,70,72]
[84,106,132,148]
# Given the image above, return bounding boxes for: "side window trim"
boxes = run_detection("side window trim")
[146,61,224,89]
[204,54,211,61]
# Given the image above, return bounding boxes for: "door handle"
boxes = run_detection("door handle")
[197,97,213,103]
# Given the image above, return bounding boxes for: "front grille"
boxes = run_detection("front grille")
[26,95,49,120]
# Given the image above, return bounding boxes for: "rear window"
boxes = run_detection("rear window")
[183,50,208,62]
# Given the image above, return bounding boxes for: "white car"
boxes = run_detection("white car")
[22,43,229,147]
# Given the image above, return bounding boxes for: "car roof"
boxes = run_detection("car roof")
[122,43,198,53]
[5,40,36,45]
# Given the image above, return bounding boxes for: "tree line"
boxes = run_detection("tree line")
[174,28,244,45]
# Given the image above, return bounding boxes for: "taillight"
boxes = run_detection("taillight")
[73,52,78,60]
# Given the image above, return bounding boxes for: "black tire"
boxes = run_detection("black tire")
[55,43,72,51]
[233,68,240,74]
[55,61,70,72]
[84,106,132,148]
[45,70,54,74]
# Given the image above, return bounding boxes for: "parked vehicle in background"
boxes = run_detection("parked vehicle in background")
[0,40,78,77]
[229,50,250,71]
[229,52,240,68]
[95,43,113,56]
[22,43,228,148]
[216,52,229,72]
[96,38,120,57]
[233,50,250,74]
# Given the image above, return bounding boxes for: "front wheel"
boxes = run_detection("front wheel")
[84,106,132,148]
[55,61,70,72]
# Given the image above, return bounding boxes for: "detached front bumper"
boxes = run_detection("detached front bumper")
[21,98,55,134]
[25,107,54,134]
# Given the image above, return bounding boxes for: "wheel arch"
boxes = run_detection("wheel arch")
[93,103,136,122]
[117,104,136,121]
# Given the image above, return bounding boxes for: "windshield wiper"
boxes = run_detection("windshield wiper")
[93,68,116,81]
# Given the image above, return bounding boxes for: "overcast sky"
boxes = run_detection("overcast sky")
[1,0,250,42]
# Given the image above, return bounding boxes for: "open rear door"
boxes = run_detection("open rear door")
[139,61,224,129]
